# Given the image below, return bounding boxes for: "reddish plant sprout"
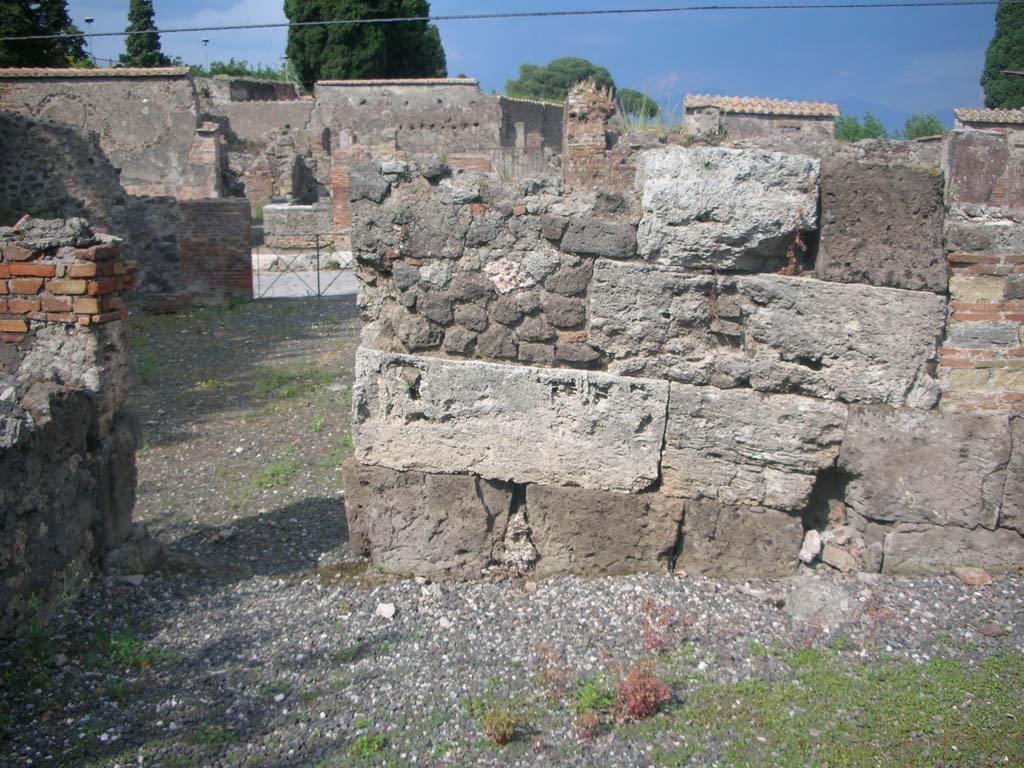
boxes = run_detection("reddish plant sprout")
[614,665,671,722]
[535,641,571,699]
[575,708,600,741]
[641,597,695,653]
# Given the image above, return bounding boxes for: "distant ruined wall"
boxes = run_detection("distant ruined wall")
[0,111,252,311]
[0,68,217,199]
[342,85,1023,580]
[0,218,153,639]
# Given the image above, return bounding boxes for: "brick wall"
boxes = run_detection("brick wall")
[940,254,1024,413]
[176,199,252,302]
[940,129,1024,413]
[0,217,151,638]
[0,231,135,346]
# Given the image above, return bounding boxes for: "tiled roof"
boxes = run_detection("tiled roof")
[316,78,478,86]
[0,67,190,78]
[954,107,1024,125]
[685,94,839,117]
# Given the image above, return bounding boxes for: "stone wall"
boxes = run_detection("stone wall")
[194,76,301,108]
[0,112,252,312]
[263,202,333,249]
[342,118,1024,579]
[0,217,151,638]
[940,129,1024,413]
[0,68,211,199]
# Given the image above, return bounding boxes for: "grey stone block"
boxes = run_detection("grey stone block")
[527,485,682,576]
[679,501,803,578]
[589,260,946,405]
[636,146,819,271]
[544,263,593,296]
[352,348,669,492]
[662,384,847,510]
[342,460,513,577]
[840,406,1011,530]
[1001,417,1024,534]
[561,217,636,259]
[477,326,518,359]
[946,321,1021,349]
[881,524,1024,575]
[815,158,947,292]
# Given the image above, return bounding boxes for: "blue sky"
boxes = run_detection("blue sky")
[65,0,998,131]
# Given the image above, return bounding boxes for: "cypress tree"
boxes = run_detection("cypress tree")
[981,1,1024,109]
[284,0,446,91]
[119,0,172,68]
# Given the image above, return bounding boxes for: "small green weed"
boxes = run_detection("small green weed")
[251,361,332,400]
[571,676,615,712]
[349,733,386,759]
[195,725,239,746]
[253,451,300,489]
[104,629,173,671]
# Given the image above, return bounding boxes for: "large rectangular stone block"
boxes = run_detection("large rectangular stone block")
[589,260,947,406]
[815,158,947,293]
[342,460,513,577]
[999,416,1024,534]
[662,383,847,510]
[636,145,819,271]
[679,501,803,578]
[881,523,1024,575]
[352,347,669,492]
[525,485,682,576]
[839,406,1011,530]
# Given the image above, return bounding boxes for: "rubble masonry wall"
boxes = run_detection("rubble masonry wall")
[342,87,1023,580]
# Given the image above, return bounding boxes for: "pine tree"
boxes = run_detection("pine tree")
[0,0,86,67]
[119,0,172,68]
[981,1,1024,109]
[284,0,446,91]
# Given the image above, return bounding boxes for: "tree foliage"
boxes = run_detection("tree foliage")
[0,0,86,67]
[284,0,446,91]
[618,88,659,119]
[981,0,1024,109]
[901,113,946,139]
[190,58,291,81]
[119,0,171,67]
[505,57,614,102]
[834,112,888,142]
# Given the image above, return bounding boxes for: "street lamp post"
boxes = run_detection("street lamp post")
[84,18,94,65]
[202,38,209,69]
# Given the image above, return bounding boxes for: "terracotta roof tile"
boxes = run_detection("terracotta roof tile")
[316,78,478,86]
[685,94,839,117]
[954,107,1024,125]
[0,66,189,78]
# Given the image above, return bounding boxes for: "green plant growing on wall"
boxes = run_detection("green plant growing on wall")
[119,0,172,67]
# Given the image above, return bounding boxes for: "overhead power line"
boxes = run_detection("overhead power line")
[0,1,1019,42]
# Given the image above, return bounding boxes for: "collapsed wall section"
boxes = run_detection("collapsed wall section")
[0,218,150,638]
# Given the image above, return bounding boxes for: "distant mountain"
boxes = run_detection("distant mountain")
[836,97,954,135]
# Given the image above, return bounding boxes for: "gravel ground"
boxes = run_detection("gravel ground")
[2,297,1022,768]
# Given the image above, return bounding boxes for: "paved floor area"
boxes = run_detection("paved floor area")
[253,268,358,298]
